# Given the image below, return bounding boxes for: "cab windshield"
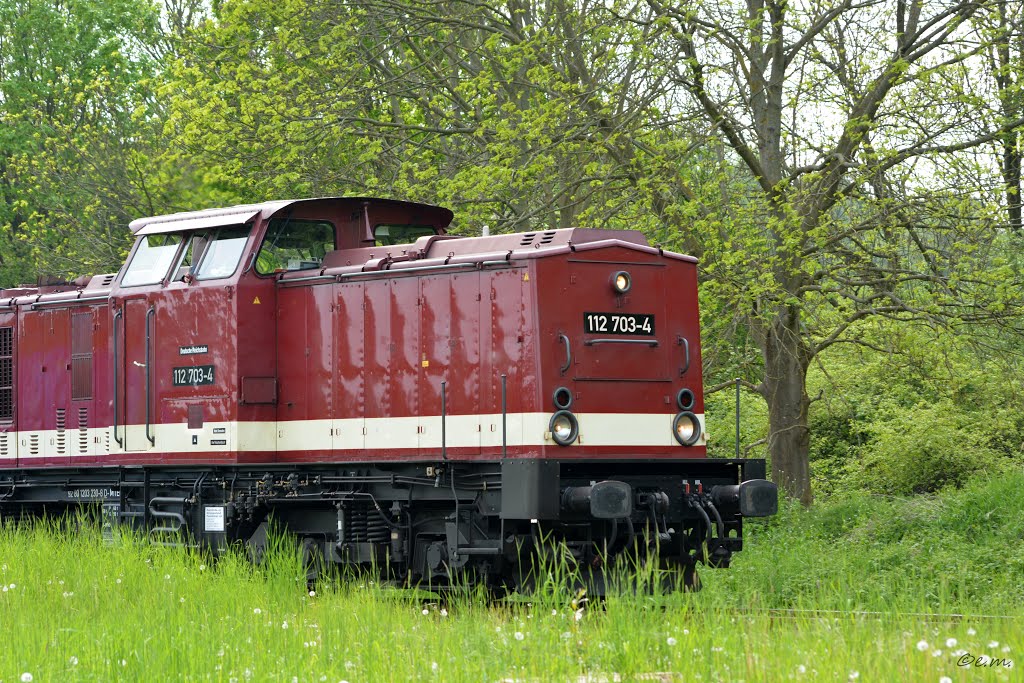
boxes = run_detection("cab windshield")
[121,234,184,287]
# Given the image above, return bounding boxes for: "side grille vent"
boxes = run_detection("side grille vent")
[519,231,558,247]
[0,432,8,459]
[56,408,67,455]
[78,407,89,455]
[29,433,39,456]
[0,326,12,421]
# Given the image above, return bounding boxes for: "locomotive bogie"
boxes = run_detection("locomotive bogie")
[0,197,777,589]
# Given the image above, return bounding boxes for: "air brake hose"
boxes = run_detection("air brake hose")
[688,495,713,561]
[705,498,726,544]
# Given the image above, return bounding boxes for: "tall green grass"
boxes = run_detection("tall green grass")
[1,474,1021,682]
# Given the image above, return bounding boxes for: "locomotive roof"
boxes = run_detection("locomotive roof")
[128,196,454,235]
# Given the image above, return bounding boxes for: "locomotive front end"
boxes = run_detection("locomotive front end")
[492,233,778,588]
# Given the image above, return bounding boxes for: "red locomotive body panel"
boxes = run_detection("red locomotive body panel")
[0,198,711,467]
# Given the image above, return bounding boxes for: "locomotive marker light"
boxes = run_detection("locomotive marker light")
[552,386,573,410]
[611,270,632,294]
[549,410,579,446]
[676,387,695,411]
[672,411,702,446]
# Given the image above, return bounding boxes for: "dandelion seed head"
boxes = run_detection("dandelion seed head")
[514,631,525,641]
[988,641,999,648]
[967,628,976,636]
[946,638,957,648]
[116,578,122,584]
[200,564,207,571]
[282,621,289,629]
[422,608,429,615]
[20,673,32,682]
[917,640,929,651]
[180,597,185,603]
[309,590,316,597]
[683,629,690,635]
[939,677,952,683]
[69,656,78,665]
[667,637,677,646]
[932,650,943,657]
[797,665,806,674]
[953,649,967,658]
[440,608,448,617]
[253,608,261,615]
[1001,645,1011,654]
[431,662,439,672]
[848,672,859,681]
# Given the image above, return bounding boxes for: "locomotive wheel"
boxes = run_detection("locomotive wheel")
[301,537,331,591]
[682,562,701,592]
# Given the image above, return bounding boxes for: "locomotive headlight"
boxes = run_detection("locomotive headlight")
[549,410,579,446]
[672,411,701,446]
[611,270,632,294]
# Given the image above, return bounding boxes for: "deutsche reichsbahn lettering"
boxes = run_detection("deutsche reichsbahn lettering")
[179,345,209,356]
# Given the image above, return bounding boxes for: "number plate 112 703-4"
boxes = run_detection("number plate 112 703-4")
[173,365,215,386]
[584,312,655,336]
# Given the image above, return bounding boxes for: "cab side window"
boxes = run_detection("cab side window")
[196,226,251,279]
[256,219,335,275]
[374,224,437,246]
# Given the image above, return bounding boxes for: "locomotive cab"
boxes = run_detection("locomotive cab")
[109,198,452,462]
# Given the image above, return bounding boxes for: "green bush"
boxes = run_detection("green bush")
[853,400,1011,494]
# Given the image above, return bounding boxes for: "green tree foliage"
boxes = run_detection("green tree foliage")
[163,0,699,234]
[0,0,209,286]
[645,0,1024,502]
[162,0,1024,501]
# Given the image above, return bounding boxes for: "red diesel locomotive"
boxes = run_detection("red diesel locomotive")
[0,197,776,589]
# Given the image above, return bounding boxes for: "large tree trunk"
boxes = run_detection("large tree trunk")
[758,304,813,506]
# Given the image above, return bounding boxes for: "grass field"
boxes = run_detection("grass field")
[1,473,1021,682]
